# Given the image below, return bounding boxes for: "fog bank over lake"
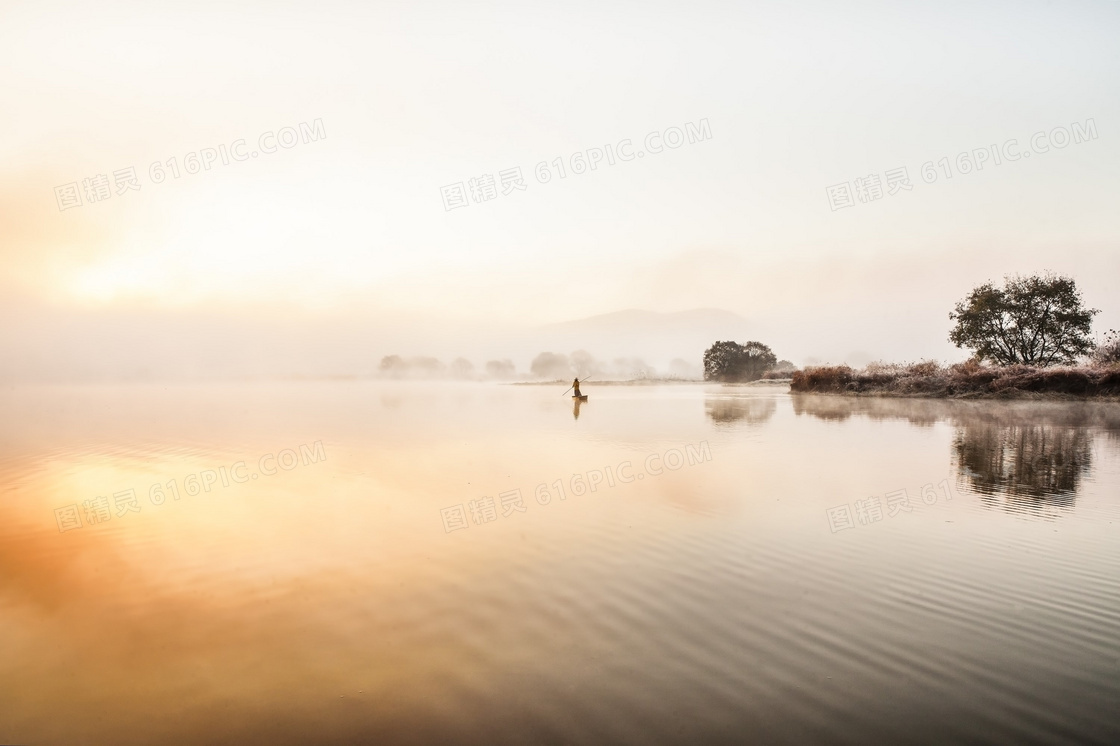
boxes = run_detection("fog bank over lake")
[3,382,1119,743]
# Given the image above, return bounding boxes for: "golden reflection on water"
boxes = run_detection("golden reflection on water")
[2,384,1120,744]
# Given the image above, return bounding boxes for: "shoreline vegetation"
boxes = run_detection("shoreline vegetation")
[707,274,1120,401]
[789,361,1120,400]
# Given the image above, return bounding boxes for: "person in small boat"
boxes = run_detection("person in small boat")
[572,378,581,397]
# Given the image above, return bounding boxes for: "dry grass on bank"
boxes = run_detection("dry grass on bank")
[790,360,1120,399]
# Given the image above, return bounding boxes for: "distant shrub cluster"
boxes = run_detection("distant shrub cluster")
[761,360,798,380]
[790,360,1120,398]
[1092,330,1120,367]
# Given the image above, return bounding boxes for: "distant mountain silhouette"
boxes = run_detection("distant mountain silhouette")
[541,308,747,334]
[533,309,752,369]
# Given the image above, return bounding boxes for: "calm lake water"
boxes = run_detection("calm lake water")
[2,382,1119,745]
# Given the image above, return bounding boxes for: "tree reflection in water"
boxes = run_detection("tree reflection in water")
[951,424,1089,515]
[704,396,777,426]
[791,394,1120,518]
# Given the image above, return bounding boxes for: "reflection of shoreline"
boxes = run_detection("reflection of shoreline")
[793,394,1117,516]
[791,394,1120,429]
[705,396,777,426]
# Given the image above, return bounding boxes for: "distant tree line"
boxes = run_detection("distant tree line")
[527,350,686,380]
[377,355,517,380]
[374,351,703,381]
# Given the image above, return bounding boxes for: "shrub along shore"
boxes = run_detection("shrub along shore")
[789,361,1120,399]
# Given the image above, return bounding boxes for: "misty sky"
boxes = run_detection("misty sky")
[2,0,1118,377]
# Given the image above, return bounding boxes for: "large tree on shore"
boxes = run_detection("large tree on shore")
[703,341,777,382]
[949,273,1097,366]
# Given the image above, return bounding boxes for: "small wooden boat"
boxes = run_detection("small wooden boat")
[572,395,588,401]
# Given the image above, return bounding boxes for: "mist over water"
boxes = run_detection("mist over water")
[0,306,721,383]
[3,382,1118,744]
